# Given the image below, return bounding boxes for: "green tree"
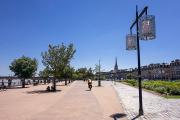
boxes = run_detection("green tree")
[9,56,38,88]
[126,73,135,79]
[39,67,51,84]
[86,68,94,79]
[41,43,76,91]
[76,68,88,80]
[72,72,78,80]
[74,67,94,80]
[61,66,74,85]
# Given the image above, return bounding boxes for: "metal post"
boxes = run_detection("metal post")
[128,5,155,116]
[98,59,101,86]
[114,73,115,81]
[136,5,144,115]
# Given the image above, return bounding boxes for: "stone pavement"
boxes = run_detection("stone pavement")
[0,80,126,120]
[109,81,180,120]
[92,81,127,120]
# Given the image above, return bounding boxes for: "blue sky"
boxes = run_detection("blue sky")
[0,0,180,76]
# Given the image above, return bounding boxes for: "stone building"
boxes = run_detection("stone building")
[104,59,180,81]
[170,59,180,80]
[122,59,180,80]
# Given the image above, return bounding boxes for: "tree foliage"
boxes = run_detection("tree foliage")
[76,68,87,80]
[9,56,38,88]
[41,43,76,78]
[61,66,75,85]
[126,73,135,79]
[61,66,74,79]
[86,68,94,79]
[39,67,51,79]
[9,56,38,78]
[75,67,94,80]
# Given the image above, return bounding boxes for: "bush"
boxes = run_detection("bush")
[123,80,180,95]
[124,79,137,86]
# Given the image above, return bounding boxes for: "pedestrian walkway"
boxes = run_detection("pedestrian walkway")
[92,81,127,120]
[112,82,180,120]
[0,81,126,120]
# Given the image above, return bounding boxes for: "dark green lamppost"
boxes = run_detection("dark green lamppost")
[98,59,101,86]
[126,5,156,115]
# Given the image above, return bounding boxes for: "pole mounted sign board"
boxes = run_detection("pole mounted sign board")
[126,34,137,50]
[139,15,156,40]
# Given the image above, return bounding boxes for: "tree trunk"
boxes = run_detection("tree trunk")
[47,78,50,83]
[8,79,11,87]
[53,78,56,91]
[69,79,70,83]
[22,78,25,88]
[44,79,47,84]
[33,79,35,86]
[65,79,67,85]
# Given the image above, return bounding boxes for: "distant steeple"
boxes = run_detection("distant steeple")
[114,57,118,71]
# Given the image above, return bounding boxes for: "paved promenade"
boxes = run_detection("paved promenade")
[112,81,180,120]
[0,81,126,120]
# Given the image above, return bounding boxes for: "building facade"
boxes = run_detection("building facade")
[103,59,180,80]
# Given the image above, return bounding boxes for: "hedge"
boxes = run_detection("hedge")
[123,80,180,95]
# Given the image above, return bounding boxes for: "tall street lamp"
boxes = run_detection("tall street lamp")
[126,6,156,115]
[113,70,116,85]
[98,59,101,86]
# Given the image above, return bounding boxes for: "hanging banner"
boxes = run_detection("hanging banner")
[139,15,156,40]
[126,34,137,50]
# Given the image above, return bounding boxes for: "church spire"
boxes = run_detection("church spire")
[114,57,118,71]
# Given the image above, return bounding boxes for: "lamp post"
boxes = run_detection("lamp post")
[113,70,116,85]
[126,5,156,116]
[98,59,101,86]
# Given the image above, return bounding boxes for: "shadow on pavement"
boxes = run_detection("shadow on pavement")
[56,84,67,86]
[94,85,104,87]
[7,86,30,89]
[110,113,127,120]
[85,89,91,91]
[26,90,61,94]
[131,114,141,120]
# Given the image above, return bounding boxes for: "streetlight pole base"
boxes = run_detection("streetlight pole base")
[139,109,144,116]
[98,80,101,86]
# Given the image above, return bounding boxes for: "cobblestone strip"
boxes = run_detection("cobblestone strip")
[106,81,180,120]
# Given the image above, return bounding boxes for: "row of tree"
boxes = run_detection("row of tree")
[39,67,94,82]
[9,43,95,91]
